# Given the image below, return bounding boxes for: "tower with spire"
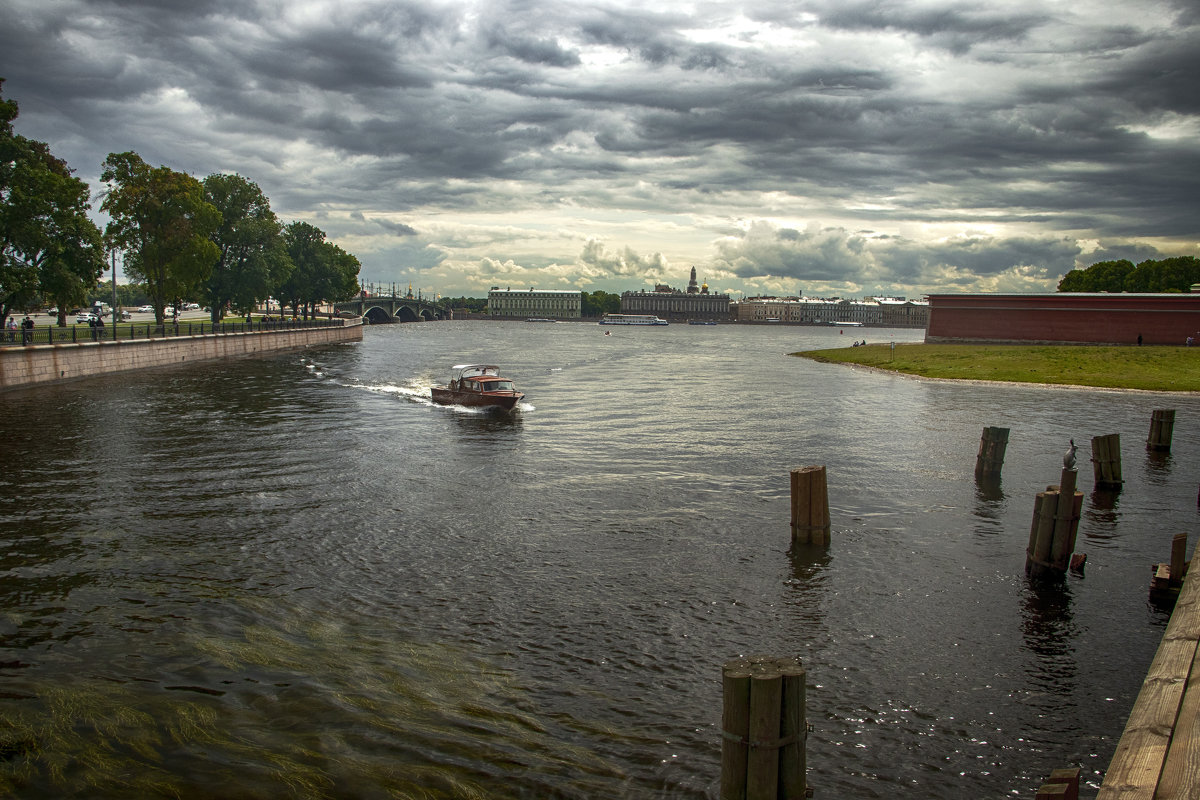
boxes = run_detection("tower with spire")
[687,266,699,294]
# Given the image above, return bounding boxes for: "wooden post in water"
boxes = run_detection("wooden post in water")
[790,466,830,546]
[721,662,752,800]
[1034,767,1080,799]
[1146,409,1175,452]
[974,426,1010,481]
[1090,434,1123,490]
[721,656,809,800]
[1026,468,1083,580]
[1150,533,1189,602]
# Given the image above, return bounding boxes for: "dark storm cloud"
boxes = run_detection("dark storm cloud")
[712,223,1085,290]
[1,0,1197,295]
[814,0,1051,49]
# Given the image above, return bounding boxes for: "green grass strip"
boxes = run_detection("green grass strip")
[795,343,1200,392]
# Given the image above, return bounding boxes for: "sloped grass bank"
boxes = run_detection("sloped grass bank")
[795,343,1200,392]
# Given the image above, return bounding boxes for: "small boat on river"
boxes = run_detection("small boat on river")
[431,364,524,411]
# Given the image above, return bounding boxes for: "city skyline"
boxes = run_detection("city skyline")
[3,0,1198,299]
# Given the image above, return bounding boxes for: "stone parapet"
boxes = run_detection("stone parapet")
[0,319,363,391]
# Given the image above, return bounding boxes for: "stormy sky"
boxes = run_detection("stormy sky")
[3,0,1198,298]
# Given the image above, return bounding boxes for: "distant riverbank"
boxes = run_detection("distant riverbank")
[795,342,1200,392]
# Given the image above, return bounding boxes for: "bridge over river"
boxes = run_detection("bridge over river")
[334,295,450,324]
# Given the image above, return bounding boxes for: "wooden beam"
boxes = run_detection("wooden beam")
[1097,558,1200,799]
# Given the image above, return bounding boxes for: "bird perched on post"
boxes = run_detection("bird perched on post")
[1063,439,1077,470]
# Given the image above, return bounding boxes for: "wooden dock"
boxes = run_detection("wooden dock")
[1096,556,1200,799]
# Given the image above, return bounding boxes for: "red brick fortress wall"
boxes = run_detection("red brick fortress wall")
[925,294,1200,345]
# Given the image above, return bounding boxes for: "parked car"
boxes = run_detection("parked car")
[185,302,201,310]
[76,312,97,324]
[137,305,154,313]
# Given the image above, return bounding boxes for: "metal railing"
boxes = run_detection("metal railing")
[0,317,345,348]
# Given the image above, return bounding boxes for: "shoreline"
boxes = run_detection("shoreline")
[794,348,1200,395]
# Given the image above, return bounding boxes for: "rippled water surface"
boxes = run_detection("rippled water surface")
[2,321,1198,798]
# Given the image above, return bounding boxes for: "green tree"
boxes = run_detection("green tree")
[581,290,620,316]
[100,151,220,324]
[1059,256,1200,293]
[444,296,487,313]
[40,213,106,326]
[203,173,292,322]
[92,280,149,309]
[279,222,360,319]
[1057,259,1134,292]
[312,242,360,317]
[1125,256,1200,293]
[0,81,105,326]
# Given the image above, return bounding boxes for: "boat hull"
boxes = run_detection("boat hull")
[431,387,523,410]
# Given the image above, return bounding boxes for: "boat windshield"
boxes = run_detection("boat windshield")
[485,380,516,392]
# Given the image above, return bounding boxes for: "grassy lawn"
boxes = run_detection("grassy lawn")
[795,343,1200,392]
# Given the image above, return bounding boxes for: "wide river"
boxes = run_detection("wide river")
[2,321,1198,799]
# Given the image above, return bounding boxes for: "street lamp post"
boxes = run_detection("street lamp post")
[111,249,119,338]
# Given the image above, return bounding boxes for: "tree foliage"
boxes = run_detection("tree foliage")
[203,173,291,321]
[279,221,360,318]
[1058,257,1200,293]
[1,80,105,325]
[101,151,221,323]
[580,290,621,316]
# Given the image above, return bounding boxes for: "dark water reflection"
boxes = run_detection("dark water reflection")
[1,321,1198,798]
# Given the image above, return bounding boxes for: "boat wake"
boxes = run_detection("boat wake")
[343,379,438,406]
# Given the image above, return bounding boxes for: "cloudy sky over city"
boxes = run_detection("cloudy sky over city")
[3,0,1198,299]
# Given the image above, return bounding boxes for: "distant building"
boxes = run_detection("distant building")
[488,287,582,319]
[871,297,931,328]
[731,295,929,327]
[620,267,731,321]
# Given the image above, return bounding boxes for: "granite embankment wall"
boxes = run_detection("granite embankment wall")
[0,319,363,391]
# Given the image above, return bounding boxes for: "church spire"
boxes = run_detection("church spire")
[687,266,699,294]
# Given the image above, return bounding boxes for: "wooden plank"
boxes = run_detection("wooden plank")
[1154,639,1200,798]
[1097,566,1200,799]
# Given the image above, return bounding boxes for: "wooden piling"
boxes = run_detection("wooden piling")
[974,426,1010,481]
[721,656,809,800]
[1151,533,1190,602]
[1146,409,1175,452]
[1034,767,1080,799]
[747,671,783,800]
[777,660,808,800]
[1026,469,1083,580]
[790,466,830,546]
[721,661,753,800]
[1090,434,1123,489]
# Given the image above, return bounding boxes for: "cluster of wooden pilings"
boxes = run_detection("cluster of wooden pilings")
[1025,468,1084,580]
[972,410,1181,583]
[776,409,1187,797]
[970,409,1194,796]
[721,655,811,800]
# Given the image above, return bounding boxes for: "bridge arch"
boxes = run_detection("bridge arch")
[363,306,394,324]
[335,295,449,323]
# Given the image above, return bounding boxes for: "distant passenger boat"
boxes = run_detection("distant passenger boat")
[526,318,555,322]
[598,314,669,326]
[830,321,864,327]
